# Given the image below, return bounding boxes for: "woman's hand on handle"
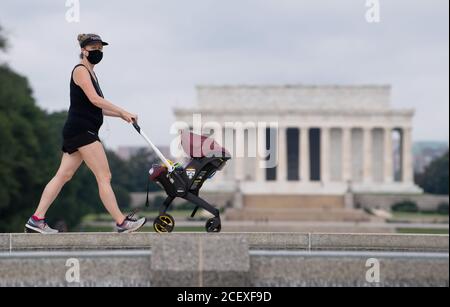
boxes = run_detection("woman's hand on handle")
[120,110,138,123]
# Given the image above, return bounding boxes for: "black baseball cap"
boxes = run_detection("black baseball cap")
[79,34,109,48]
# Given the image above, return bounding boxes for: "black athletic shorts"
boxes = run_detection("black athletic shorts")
[62,130,101,155]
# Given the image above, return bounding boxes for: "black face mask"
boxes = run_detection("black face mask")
[86,50,103,64]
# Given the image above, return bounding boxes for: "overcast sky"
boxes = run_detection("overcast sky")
[0,0,448,149]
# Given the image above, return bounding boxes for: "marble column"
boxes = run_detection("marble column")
[363,127,373,183]
[384,127,394,183]
[255,126,266,182]
[277,126,288,182]
[300,127,310,182]
[342,127,352,182]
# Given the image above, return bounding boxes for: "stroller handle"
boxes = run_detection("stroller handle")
[131,119,174,172]
[132,119,141,134]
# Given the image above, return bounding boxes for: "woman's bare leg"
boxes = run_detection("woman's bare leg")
[34,152,84,218]
[78,141,126,224]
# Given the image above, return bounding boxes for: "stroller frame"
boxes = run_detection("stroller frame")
[132,121,231,233]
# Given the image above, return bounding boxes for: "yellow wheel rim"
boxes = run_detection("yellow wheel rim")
[154,223,168,233]
[159,216,174,227]
[154,215,174,233]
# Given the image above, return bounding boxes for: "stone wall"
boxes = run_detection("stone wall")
[0,233,448,287]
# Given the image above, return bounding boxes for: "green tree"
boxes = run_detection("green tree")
[0,64,55,231]
[0,24,6,51]
[416,151,449,195]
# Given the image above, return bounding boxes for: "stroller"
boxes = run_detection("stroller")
[132,120,231,233]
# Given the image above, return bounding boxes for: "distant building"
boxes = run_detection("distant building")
[413,141,449,174]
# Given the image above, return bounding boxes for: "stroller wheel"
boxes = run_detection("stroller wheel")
[205,217,221,233]
[153,214,175,233]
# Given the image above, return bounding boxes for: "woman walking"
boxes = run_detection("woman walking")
[25,34,147,234]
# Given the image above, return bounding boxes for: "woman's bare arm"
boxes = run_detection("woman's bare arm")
[102,109,121,117]
[73,66,126,116]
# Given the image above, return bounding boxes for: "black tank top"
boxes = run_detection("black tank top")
[62,64,104,139]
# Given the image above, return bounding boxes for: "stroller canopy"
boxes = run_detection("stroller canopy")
[180,130,231,158]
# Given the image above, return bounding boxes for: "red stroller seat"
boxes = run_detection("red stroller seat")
[180,130,231,159]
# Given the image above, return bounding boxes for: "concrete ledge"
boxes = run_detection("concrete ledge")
[5,233,154,252]
[0,250,447,287]
[0,235,9,252]
[310,233,449,252]
[1,233,447,252]
[0,251,152,287]
[1,233,310,252]
[151,236,250,286]
[250,251,449,287]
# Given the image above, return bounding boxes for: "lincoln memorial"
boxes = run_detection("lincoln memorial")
[174,85,423,213]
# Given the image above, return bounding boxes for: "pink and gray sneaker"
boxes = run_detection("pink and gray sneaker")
[116,213,147,233]
[25,216,59,234]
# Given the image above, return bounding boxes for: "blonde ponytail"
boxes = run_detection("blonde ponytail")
[77,34,89,44]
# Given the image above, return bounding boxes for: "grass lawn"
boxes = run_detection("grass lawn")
[392,212,448,219]
[388,212,449,223]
